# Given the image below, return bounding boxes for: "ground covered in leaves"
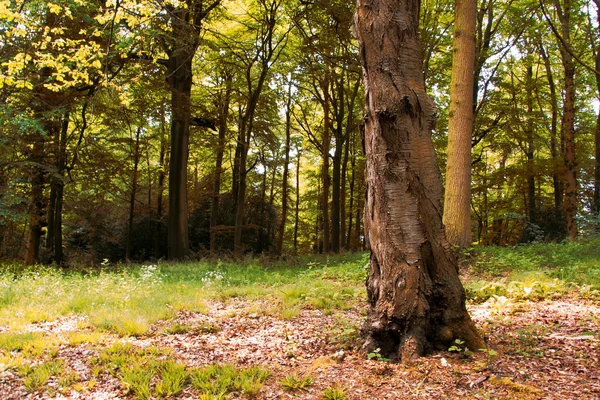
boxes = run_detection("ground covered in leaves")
[0,244,599,399]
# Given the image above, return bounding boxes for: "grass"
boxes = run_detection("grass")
[281,373,312,391]
[0,242,598,397]
[463,238,600,302]
[0,253,368,336]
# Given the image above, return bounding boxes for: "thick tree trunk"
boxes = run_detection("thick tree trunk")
[166,1,219,259]
[443,0,476,248]
[167,53,192,259]
[355,0,483,361]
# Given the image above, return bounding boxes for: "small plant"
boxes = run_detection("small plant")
[281,373,312,391]
[120,362,156,400]
[164,322,191,335]
[479,347,498,358]
[191,363,269,397]
[367,347,390,362]
[20,360,63,392]
[321,384,348,400]
[156,361,188,398]
[448,339,465,352]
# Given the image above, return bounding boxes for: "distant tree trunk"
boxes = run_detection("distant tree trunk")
[593,0,600,215]
[548,0,577,239]
[294,150,301,253]
[126,127,142,261]
[46,112,68,264]
[321,78,331,253]
[355,0,483,361]
[154,112,167,259]
[210,73,233,254]
[346,137,356,250]
[595,48,600,214]
[276,79,293,255]
[443,0,476,248]
[331,74,345,253]
[540,44,562,212]
[525,64,536,224]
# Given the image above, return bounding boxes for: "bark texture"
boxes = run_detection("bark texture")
[355,0,483,361]
[443,0,476,248]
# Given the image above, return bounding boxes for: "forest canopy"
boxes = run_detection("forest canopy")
[1,0,600,265]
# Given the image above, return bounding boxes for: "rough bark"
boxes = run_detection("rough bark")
[355,0,483,361]
[443,0,476,248]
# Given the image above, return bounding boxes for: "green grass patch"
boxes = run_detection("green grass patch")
[190,363,270,398]
[281,373,312,391]
[463,238,600,302]
[0,253,368,335]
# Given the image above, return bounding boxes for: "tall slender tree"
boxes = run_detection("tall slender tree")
[443,0,477,248]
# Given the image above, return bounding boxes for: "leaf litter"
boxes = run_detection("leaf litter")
[0,297,598,399]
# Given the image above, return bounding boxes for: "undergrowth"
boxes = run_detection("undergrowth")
[463,238,600,302]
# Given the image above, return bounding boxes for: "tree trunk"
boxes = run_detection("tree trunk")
[551,0,577,240]
[167,51,192,259]
[443,0,476,248]
[276,79,293,255]
[154,110,167,259]
[294,150,301,253]
[539,44,563,213]
[525,65,536,224]
[166,1,220,259]
[331,74,345,253]
[24,126,46,266]
[321,79,331,253]
[355,0,483,361]
[593,2,600,215]
[126,127,142,261]
[210,73,233,254]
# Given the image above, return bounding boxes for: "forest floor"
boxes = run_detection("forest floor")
[0,242,599,399]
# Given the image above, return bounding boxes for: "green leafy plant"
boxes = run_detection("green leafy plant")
[367,347,390,362]
[156,361,188,398]
[281,373,312,391]
[448,339,465,352]
[321,384,348,400]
